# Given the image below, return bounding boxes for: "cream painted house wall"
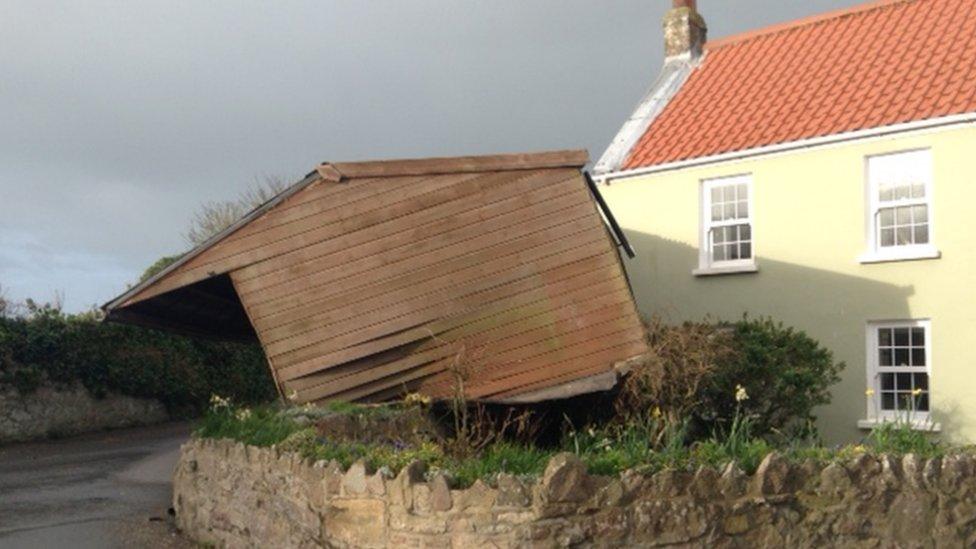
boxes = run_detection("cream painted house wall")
[601,123,976,444]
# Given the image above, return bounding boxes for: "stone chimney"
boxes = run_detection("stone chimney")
[663,0,707,59]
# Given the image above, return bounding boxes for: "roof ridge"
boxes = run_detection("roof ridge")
[317,149,588,181]
[705,0,918,50]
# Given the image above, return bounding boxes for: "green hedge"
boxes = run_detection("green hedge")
[0,304,277,416]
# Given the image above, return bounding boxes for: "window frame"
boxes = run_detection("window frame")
[696,174,757,275]
[864,319,932,423]
[861,149,939,263]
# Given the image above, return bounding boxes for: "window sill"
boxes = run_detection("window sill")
[859,246,941,264]
[693,263,759,277]
[857,418,941,432]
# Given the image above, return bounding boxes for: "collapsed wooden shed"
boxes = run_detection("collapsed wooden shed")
[104,150,647,405]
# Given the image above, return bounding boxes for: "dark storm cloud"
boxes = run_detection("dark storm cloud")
[0,0,857,311]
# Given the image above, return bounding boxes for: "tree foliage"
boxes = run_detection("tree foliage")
[139,255,183,283]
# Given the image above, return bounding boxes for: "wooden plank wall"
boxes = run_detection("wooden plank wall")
[124,161,647,403]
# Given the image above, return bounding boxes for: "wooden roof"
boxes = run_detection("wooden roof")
[105,150,646,404]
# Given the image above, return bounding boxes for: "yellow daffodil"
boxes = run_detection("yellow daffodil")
[735,384,749,403]
[403,392,432,407]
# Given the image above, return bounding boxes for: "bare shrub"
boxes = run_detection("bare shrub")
[0,284,30,318]
[184,176,290,246]
[614,317,736,434]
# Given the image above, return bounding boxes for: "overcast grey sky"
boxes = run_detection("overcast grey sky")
[1,0,859,311]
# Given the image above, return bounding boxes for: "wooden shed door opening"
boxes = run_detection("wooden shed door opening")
[108,274,258,343]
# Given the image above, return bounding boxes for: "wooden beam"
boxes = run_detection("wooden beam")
[322,150,589,180]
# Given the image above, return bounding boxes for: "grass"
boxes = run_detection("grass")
[194,403,302,447]
[449,443,552,486]
[194,399,960,487]
[276,428,551,486]
[865,420,944,458]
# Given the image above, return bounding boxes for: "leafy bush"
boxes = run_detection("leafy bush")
[618,316,844,440]
[0,302,277,415]
[701,317,843,438]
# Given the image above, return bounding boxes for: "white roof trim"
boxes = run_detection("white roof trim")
[598,112,976,184]
[593,53,702,175]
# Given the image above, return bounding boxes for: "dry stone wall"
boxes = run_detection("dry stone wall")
[174,438,976,548]
[0,384,168,443]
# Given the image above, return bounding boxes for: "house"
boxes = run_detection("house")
[104,150,647,405]
[595,0,976,443]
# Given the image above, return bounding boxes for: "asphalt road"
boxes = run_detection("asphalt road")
[0,422,194,549]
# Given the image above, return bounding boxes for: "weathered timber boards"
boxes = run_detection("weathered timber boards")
[415,312,644,398]
[146,172,494,298]
[243,192,596,327]
[323,337,645,404]
[287,297,637,402]
[282,280,633,391]
[463,339,648,400]
[266,251,622,382]
[235,173,588,309]
[265,247,619,369]
[256,218,607,346]
[219,175,428,244]
[129,169,555,305]
[208,173,489,264]
[230,169,577,289]
[276,274,632,384]
[282,269,635,401]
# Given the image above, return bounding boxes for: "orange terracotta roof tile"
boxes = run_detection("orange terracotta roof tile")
[624,0,976,170]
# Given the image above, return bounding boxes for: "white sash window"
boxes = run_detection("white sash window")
[866,320,931,421]
[862,150,938,263]
[698,175,755,274]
